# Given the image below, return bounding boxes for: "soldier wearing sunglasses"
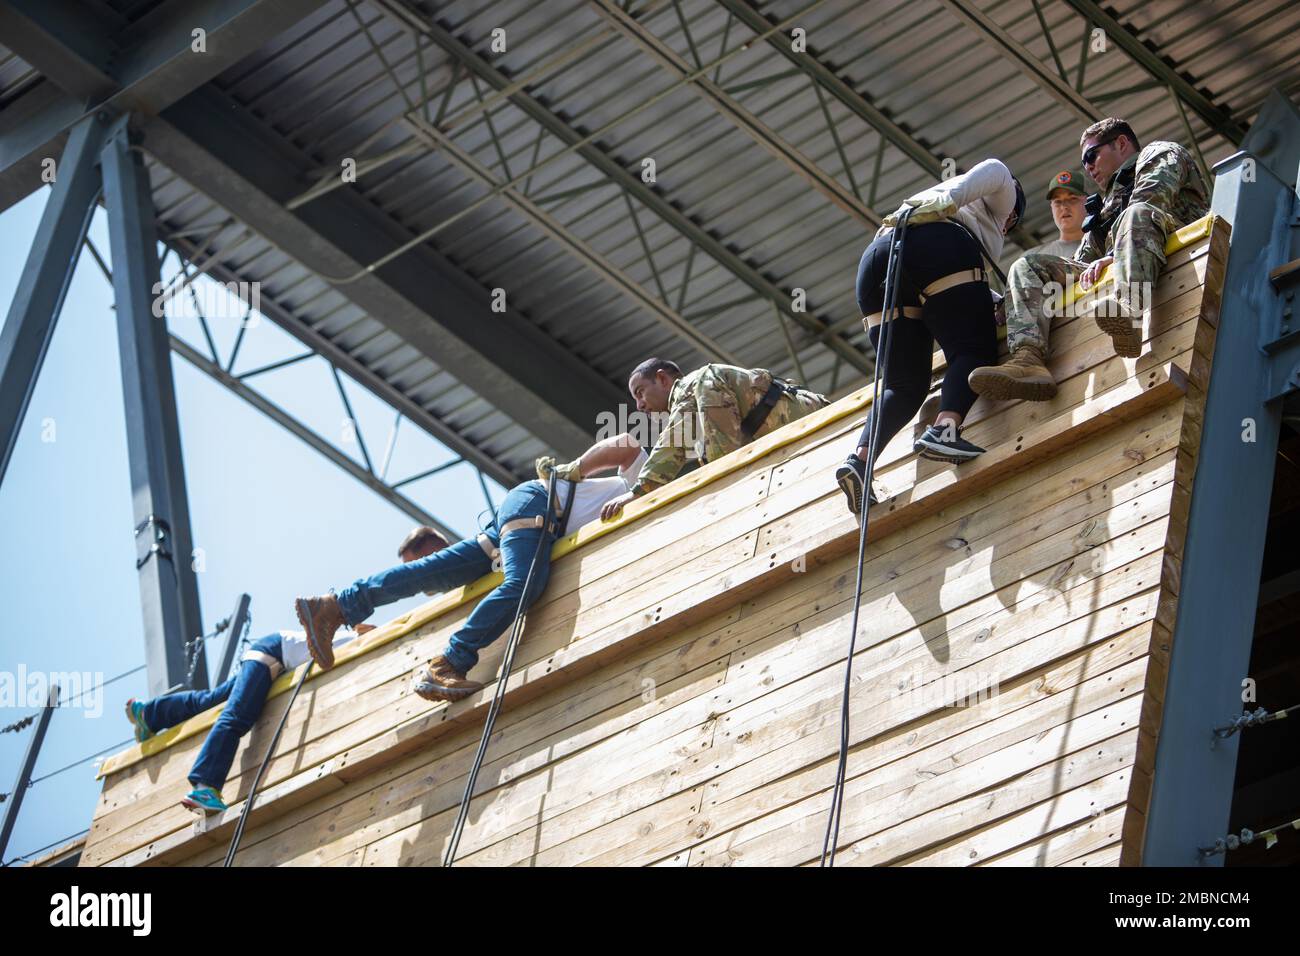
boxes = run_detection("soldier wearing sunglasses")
[969,118,1208,402]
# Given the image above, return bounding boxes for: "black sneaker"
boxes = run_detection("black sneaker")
[913,425,985,464]
[834,456,879,515]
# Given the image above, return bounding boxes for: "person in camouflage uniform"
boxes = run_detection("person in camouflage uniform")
[968,118,1210,402]
[598,358,829,520]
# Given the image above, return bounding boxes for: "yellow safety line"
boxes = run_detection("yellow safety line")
[98,214,1216,779]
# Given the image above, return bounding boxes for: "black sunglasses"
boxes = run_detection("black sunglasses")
[1081,138,1116,167]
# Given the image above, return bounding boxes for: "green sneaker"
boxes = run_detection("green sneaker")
[181,785,227,814]
[124,698,152,743]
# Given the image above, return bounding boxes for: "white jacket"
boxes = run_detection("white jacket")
[904,158,1017,263]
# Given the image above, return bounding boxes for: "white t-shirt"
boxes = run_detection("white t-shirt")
[278,628,357,671]
[1027,236,1084,260]
[540,448,648,532]
[905,158,1018,264]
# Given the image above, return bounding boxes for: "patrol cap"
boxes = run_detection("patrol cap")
[1045,169,1087,200]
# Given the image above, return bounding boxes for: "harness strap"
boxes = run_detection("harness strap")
[918,267,986,302]
[740,378,808,441]
[862,305,922,330]
[476,532,498,561]
[241,649,284,680]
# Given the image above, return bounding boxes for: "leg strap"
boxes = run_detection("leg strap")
[862,305,922,330]
[476,532,499,562]
[918,268,985,303]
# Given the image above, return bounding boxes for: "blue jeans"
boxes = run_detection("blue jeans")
[336,480,557,674]
[141,634,284,790]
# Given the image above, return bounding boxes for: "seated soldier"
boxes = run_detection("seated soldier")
[123,526,447,813]
[294,433,648,702]
[599,359,829,520]
[969,117,1209,401]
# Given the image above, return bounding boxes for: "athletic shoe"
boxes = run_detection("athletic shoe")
[833,455,880,516]
[181,785,227,814]
[124,697,152,743]
[913,425,986,464]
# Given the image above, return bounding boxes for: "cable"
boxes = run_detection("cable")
[443,472,564,867]
[2,827,90,867]
[821,207,912,867]
[58,665,146,709]
[26,737,134,786]
[223,660,314,867]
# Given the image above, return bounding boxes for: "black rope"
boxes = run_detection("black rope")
[444,472,560,867]
[223,660,314,867]
[822,208,912,867]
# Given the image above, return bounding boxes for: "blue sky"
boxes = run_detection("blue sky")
[0,186,507,863]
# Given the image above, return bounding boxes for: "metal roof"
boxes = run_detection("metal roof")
[3,0,1298,482]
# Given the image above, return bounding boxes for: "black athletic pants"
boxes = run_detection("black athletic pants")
[854,220,997,464]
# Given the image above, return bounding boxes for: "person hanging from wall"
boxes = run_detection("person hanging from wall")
[597,359,830,521]
[968,118,1210,401]
[833,158,1025,515]
[123,526,449,814]
[294,433,649,702]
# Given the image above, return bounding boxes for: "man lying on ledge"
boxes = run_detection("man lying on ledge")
[969,116,1209,401]
[599,358,829,520]
[294,433,648,702]
[123,526,447,813]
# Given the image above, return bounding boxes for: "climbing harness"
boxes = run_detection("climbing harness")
[740,377,801,441]
[822,206,912,867]
[443,471,574,867]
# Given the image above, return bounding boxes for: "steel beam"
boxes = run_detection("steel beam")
[162,235,521,487]
[708,0,1038,250]
[376,0,873,376]
[214,592,252,686]
[588,0,882,227]
[142,86,622,458]
[1142,90,1300,865]
[170,334,458,541]
[0,112,107,485]
[0,0,329,210]
[1059,0,1247,145]
[937,0,1101,123]
[0,682,58,861]
[101,119,207,695]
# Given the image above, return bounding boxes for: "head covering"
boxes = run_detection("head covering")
[1045,169,1087,200]
[1012,176,1026,225]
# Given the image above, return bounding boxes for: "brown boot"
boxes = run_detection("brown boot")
[967,346,1057,401]
[293,594,345,670]
[1093,293,1143,358]
[413,655,483,702]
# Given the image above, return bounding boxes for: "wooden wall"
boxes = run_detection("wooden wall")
[79,218,1228,867]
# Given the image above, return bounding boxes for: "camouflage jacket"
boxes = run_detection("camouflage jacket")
[1076,140,1210,264]
[631,365,809,496]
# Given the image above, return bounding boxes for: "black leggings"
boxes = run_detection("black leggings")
[854,221,997,462]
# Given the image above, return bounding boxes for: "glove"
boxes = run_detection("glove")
[879,193,959,230]
[535,455,583,482]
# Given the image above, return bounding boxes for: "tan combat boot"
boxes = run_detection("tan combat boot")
[293,594,346,670]
[413,655,484,702]
[1093,294,1143,358]
[967,346,1057,402]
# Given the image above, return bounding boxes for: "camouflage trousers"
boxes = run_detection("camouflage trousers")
[1005,201,1174,355]
[694,387,828,463]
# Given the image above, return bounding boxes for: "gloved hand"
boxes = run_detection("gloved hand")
[879,193,959,230]
[535,455,584,482]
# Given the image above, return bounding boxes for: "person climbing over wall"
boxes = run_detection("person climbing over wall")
[833,158,1025,516]
[968,118,1209,401]
[123,526,449,814]
[294,433,649,703]
[598,359,829,521]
